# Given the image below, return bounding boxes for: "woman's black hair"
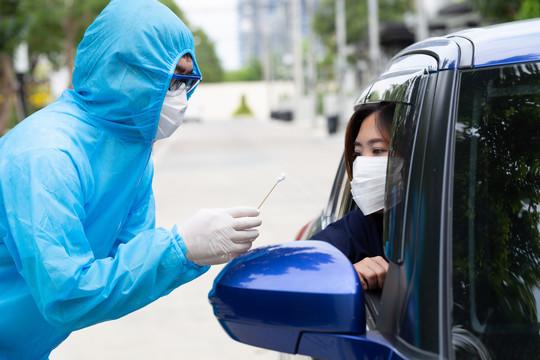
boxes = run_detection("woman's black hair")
[343,102,396,180]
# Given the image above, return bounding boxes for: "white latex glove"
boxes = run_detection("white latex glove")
[179,206,262,266]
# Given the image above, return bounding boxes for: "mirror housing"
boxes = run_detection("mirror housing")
[209,240,365,354]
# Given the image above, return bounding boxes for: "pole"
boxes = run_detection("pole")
[262,0,273,121]
[305,0,317,127]
[368,0,381,78]
[335,0,347,129]
[291,0,304,123]
[13,43,29,121]
[415,0,429,41]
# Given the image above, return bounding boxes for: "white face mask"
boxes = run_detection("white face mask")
[350,156,388,215]
[154,84,188,141]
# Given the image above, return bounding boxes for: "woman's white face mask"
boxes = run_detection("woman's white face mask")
[350,156,388,215]
[154,84,188,141]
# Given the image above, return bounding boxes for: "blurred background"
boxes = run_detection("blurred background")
[1,0,539,134]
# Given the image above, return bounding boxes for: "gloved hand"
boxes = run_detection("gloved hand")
[179,206,262,266]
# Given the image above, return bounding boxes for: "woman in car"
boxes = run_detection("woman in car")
[310,102,395,291]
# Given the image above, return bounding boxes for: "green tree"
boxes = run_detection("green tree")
[23,0,111,87]
[160,0,224,82]
[0,0,27,133]
[224,58,263,82]
[0,0,25,55]
[470,0,540,22]
[22,0,220,87]
[312,0,410,81]
[192,28,224,82]
[517,0,540,19]
[313,0,410,55]
[0,0,223,133]
[233,94,253,116]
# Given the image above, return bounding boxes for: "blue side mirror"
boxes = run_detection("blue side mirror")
[209,240,365,355]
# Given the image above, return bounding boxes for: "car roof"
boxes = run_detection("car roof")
[395,18,540,71]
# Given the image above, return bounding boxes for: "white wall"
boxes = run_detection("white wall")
[186,81,295,121]
[49,65,296,122]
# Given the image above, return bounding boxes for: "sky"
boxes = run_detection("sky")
[176,0,240,70]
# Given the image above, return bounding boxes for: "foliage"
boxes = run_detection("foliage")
[159,0,224,82]
[1,0,222,75]
[22,0,110,69]
[224,58,263,82]
[7,104,18,129]
[0,0,26,55]
[312,0,410,57]
[313,0,540,57]
[517,0,540,19]
[470,0,540,22]
[192,28,224,82]
[311,0,411,84]
[233,94,253,116]
[0,0,225,134]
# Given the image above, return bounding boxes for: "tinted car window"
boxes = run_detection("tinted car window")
[452,62,540,359]
[330,157,354,224]
[302,156,353,240]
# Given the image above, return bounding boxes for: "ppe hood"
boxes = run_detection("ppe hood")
[70,0,201,142]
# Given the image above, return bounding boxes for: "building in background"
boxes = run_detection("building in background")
[237,0,322,125]
[237,0,320,80]
[236,0,482,128]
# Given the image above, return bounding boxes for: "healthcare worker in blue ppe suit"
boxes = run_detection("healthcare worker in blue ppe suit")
[0,0,262,358]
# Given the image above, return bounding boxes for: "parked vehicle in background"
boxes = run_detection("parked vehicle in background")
[209,18,540,359]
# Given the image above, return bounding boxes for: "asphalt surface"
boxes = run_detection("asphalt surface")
[50,118,343,360]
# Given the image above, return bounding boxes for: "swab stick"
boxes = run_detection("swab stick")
[258,173,286,209]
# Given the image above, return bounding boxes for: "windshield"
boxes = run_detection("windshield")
[452,62,540,359]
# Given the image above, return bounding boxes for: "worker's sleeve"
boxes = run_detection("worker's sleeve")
[1,149,208,331]
[108,162,156,255]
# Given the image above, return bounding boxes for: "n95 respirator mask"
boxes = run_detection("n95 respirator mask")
[350,156,388,215]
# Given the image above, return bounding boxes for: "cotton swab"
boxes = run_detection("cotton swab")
[258,173,286,209]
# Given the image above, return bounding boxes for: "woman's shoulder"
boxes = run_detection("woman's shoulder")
[310,209,376,241]
[309,209,383,262]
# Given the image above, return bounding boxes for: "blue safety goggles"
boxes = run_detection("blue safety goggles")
[169,73,202,92]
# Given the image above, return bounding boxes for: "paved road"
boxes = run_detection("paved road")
[51,119,343,360]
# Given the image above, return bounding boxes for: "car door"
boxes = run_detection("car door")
[376,43,540,360]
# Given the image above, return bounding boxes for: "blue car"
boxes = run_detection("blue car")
[209,18,540,360]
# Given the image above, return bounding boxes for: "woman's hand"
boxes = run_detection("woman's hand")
[353,256,389,291]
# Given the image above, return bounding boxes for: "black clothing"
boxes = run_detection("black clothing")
[309,210,384,263]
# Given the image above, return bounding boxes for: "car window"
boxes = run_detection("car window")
[384,100,421,263]
[328,155,354,225]
[382,65,434,262]
[452,62,540,358]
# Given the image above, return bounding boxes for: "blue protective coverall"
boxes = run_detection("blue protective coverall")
[0,0,207,358]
